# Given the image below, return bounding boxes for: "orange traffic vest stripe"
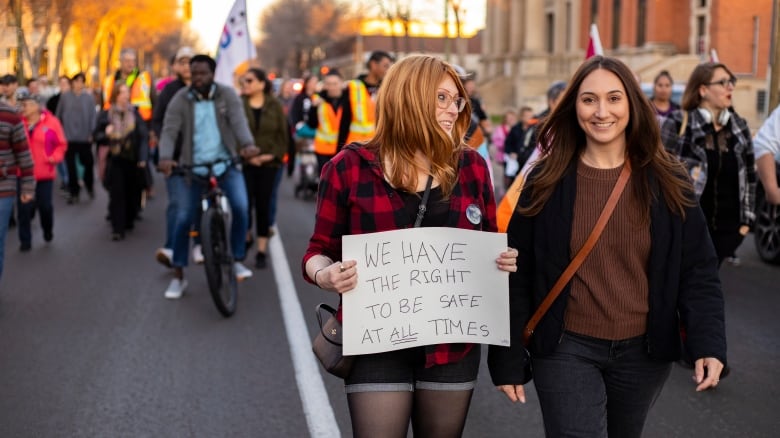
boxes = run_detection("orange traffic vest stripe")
[496,174,526,232]
[346,79,376,144]
[103,70,153,121]
[313,102,343,156]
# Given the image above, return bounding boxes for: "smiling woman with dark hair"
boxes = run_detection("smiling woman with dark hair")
[495,56,727,438]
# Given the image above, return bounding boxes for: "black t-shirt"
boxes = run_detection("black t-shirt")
[701,127,741,231]
[399,186,448,227]
[251,107,263,128]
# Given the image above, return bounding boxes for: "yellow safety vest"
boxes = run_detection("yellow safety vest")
[313,102,343,156]
[345,79,376,144]
[103,70,153,121]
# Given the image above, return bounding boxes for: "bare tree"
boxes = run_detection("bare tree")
[374,0,414,55]
[52,0,74,78]
[8,0,56,80]
[448,0,465,67]
[257,0,350,77]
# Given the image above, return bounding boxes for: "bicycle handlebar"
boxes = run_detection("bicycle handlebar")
[176,156,240,171]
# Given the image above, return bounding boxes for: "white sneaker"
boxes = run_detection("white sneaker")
[155,248,173,268]
[234,262,253,281]
[164,278,188,299]
[192,244,204,264]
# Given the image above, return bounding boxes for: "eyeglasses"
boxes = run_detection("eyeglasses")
[436,91,467,112]
[242,77,256,85]
[705,78,737,88]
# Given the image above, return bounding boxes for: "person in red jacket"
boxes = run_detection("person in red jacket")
[16,90,67,250]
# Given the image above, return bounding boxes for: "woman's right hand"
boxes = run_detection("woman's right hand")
[316,259,358,293]
[496,385,526,404]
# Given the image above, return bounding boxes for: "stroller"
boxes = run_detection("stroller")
[294,138,319,200]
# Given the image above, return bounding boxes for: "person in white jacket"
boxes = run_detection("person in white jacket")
[753,104,780,205]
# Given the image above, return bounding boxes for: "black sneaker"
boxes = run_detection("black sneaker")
[43,230,53,242]
[254,252,267,269]
[19,242,31,252]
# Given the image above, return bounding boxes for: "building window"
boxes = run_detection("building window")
[699,0,707,7]
[637,0,647,47]
[696,15,706,54]
[546,13,555,53]
[757,90,767,113]
[591,0,598,23]
[612,0,621,49]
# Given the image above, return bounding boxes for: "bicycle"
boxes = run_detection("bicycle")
[178,157,240,317]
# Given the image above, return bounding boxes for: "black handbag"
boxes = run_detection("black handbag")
[311,175,434,378]
[311,303,353,378]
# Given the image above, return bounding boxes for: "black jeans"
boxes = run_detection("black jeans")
[243,165,278,239]
[65,141,94,197]
[17,180,53,245]
[532,331,672,438]
[107,158,142,234]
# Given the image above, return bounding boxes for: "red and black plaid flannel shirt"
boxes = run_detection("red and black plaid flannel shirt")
[303,143,498,367]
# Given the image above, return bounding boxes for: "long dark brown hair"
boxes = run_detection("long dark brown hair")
[520,56,694,219]
[680,62,735,111]
[365,54,471,197]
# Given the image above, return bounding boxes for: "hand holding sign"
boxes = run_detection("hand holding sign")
[341,227,510,355]
[315,259,358,293]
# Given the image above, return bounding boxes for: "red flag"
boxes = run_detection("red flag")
[586,23,604,59]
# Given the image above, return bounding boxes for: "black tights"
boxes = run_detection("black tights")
[347,388,474,438]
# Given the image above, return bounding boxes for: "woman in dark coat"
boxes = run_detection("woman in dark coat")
[240,68,288,268]
[94,82,148,240]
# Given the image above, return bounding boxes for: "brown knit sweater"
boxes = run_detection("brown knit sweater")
[564,160,651,340]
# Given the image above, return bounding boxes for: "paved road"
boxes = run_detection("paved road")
[1,175,778,437]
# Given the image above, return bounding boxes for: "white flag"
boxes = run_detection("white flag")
[214,0,256,87]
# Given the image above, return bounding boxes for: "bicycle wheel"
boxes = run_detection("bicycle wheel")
[200,207,238,317]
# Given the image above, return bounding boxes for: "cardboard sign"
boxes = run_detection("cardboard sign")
[341,227,510,355]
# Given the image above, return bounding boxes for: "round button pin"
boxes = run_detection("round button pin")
[466,203,482,225]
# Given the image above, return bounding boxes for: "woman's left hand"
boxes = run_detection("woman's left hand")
[694,357,725,391]
[137,161,147,168]
[248,153,274,167]
[496,247,519,272]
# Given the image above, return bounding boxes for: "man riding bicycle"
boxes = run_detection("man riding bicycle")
[158,54,258,299]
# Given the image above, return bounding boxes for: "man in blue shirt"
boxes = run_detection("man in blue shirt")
[158,54,258,299]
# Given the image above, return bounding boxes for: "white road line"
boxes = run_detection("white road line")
[269,228,341,438]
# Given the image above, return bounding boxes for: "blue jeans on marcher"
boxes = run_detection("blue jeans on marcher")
[168,166,248,268]
[163,175,201,250]
[0,196,15,282]
[532,331,673,438]
[18,180,54,246]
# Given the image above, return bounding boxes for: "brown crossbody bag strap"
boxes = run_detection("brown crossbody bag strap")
[522,160,632,346]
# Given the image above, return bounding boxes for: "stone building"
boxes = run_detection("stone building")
[481,0,773,129]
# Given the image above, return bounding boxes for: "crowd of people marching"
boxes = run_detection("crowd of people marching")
[2,45,780,437]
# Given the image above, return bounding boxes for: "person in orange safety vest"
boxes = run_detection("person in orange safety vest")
[307,70,346,174]
[342,51,394,145]
[102,48,154,123]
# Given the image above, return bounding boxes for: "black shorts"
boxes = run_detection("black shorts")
[344,345,481,393]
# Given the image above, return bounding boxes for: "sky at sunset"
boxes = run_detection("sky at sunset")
[190,0,486,54]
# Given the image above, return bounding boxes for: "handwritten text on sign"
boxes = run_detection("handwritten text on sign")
[342,227,509,355]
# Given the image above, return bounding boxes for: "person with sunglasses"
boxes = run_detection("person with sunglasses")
[302,54,518,437]
[660,62,756,266]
